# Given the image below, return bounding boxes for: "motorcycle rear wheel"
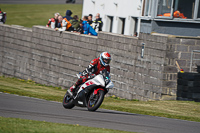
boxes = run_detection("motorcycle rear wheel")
[62,91,75,109]
[87,90,105,111]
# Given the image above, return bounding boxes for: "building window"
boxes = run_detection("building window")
[155,0,198,19]
[156,0,173,18]
[174,0,195,19]
[143,0,152,17]
[131,17,138,36]
[198,1,200,18]
[106,16,113,32]
[118,18,126,34]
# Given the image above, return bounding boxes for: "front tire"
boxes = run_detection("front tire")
[87,90,105,111]
[62,91,75,109]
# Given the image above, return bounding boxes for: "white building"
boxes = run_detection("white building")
[83,0,200,37]
[82,0,142,36]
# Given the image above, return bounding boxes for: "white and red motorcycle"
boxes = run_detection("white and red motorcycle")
[62,69,114,111]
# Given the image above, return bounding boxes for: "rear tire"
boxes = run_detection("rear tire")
[62,91,75,109]
[87,90,105,111]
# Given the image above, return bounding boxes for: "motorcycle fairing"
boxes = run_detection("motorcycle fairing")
[106,81,114,89]
[77,74,105,94]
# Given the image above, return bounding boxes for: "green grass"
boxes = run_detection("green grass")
[0,76,66,102]
[0,116,134,133]
[0,4,83,27]
[0,76,200,123]
[102,97,200,122]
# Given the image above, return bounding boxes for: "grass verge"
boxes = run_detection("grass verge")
[0,116,133,133]
[0,4,83,27]
[0,76,200,122]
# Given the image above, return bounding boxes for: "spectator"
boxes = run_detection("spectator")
[134,32,138,37]
[82,20,97,36]
[82,16,88,22]
[88,14,93,25]
[92,13,103,32]
[0,8,6,24]
[55,15,72,31]
[70,15,80,31]
[63,10,73,21]
[74,20,83,34]
[46,13,60,29]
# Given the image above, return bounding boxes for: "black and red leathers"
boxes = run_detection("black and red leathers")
[74,57,110,88]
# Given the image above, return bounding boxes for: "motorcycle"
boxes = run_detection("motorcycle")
[62,69,114,111]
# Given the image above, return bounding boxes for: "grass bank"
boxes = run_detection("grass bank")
[0,76,200,122]
[0,116,133,133]
[0,4,83,27]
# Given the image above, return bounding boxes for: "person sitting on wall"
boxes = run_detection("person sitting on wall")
[82,16,97,36]
[74,20,83,34]
[134,32,138,37]
[46,13,61,29]
[92,13,103,32]
[69,15,80,31]
[55,15,73,31]
[88,14,93,26]
[0,8,6,24]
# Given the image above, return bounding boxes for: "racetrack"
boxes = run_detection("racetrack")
[0,0,83,4]
[0,93,199,133]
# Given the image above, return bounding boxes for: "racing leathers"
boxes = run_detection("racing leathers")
[46,18,60,29]
[92,18,103,32]
[0,10,6,24]
[70,57,110,92]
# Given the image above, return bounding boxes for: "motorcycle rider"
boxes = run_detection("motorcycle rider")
[68,52,111,95]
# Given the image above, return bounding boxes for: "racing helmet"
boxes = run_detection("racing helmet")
[100,52,111,66]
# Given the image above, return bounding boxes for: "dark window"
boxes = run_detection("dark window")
[107,16,113,32]
[198,2,200,18]
[119,18,125,34]
[132,17,138,36]
[109,16,113,32]
[174,0,195,19]
[156,0,196,19]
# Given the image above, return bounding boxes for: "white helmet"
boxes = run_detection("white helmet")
[100,52,111,66]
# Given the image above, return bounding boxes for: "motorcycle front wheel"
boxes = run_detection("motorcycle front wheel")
[62,91,75,109]
[87,90,105,111]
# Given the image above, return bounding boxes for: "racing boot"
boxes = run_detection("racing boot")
[67,85,76,96]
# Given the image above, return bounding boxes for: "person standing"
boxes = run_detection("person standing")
[92,13,103,32]
[63,10,73,21]
[0,8,6,24]
[88,14,93,25]
[46,13,60,29]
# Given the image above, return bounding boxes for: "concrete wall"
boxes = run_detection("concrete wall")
[1,24,199,101]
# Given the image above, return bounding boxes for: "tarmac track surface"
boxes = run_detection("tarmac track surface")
[0,92,200,133]
[0,0,83,4]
